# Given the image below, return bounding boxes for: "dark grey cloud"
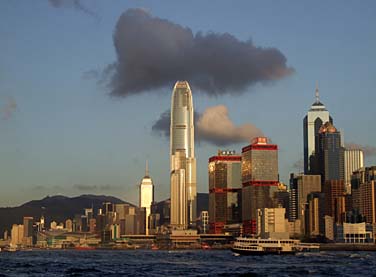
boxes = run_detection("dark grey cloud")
[292,158,304,171]
[346,143,376,157]
[104,8,294,97]
[152,105,263,147]
[48,0,99,20]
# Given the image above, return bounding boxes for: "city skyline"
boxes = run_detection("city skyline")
[1,1,376,206]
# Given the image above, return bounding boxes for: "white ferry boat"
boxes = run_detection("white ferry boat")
[232,237,300,255]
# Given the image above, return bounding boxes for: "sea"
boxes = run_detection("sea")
[0,250,375,276]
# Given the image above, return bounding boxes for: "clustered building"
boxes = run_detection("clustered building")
[2,82,376,249]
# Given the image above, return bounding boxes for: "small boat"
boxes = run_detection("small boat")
[75,245,95,250]
[231,237,300,255]
[201,243,211,250]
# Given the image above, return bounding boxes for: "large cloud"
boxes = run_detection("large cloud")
[152,105,263,146]
[105,8,294,97]
[346,143,376,157]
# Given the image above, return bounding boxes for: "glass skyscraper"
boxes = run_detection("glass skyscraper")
[170,81,197,229]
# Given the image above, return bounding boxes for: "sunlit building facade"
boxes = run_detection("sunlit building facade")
[303,85,332,174]
[170,81,197,229]
[208,150,242,234]
[139,161,154,235]
[344,149,364,194]
[241,137,279,234]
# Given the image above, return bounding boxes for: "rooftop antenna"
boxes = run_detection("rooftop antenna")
[145,160,149,177]
[315,81,320,103]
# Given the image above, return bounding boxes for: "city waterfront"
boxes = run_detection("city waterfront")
[0,250,374,276]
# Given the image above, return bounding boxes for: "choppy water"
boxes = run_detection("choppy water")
[0,250,375,276]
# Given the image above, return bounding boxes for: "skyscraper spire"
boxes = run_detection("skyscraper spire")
[315,81,319,103]
[145,160,149,177]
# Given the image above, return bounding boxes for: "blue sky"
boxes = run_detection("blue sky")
[0,0,375,206]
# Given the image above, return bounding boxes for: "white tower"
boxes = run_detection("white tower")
[170,81,197,229]
[139,161,154,235]
[303,84,332,174]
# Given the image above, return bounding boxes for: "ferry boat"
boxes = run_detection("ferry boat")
[232,237,300,255]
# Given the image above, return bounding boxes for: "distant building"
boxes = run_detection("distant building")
[257,208,289,239]
[11,224,24,247]
[65,219,73,232]
[208,150,242,234]
[303,85,333,174]
[344,149,364,194]
[317,122,344,183]
[323,180,346,223]
[139,161,154,235]
[351,166,376,223]
[242,137,279,234]
[197,211,209,234]
[325,215,334,241]
[306,192,325,236]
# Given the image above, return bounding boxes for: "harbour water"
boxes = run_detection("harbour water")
[0,250,374,276]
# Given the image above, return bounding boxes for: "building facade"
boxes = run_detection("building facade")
[170,81,197,229]
[344,149,364,194]
[303,85,332,174]
[241,137,279,234]
[208,150,242,234]
[139,161,154,235]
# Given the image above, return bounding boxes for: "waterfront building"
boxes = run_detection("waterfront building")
[208,150,242,234]
[139,161,154,235]
[306,192,325,236]
[325,215,334,241]
[241,137,279,234]
[289,174,321,234]
[23,217,33,238]
[341,222,373,243]
[351,166,376,224]
[303,85,333,174]
[10,224,24,247]
[170,81,197,229]
[257,207,289,239]
[344,149,364,194]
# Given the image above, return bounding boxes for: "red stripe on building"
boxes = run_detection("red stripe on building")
[208,156,241,163]
[242,145,278,153]
[242,181,279,187]
[209,188,241,193]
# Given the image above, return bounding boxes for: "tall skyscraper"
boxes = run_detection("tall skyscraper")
[317,121,345,183]
[303,85,333,174]
[170,81,197,229]
[241,137,279,234]
[208,150,242,234]
[344,149,364,194]
[139,161,154,235]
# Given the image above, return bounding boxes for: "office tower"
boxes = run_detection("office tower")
[170,81,197,229]
[10,224,24,247]
[208,150,242,234]
[323,180,345,223]
[306,192,325,236]
[242,137,279,234]
[303,85,333,174]
[257,208,288,239]
[273,183,290,217]
[23,217,33,238]
[317,122,345,183]
[344,149,364,194]
[65,219,73,232]
[289,174,298,221]
[351,166,376,224]
[139,161,154,235]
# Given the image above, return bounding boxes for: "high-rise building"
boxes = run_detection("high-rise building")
[303,85,333,174]
[10,224,24,247]
[242,137,279,234]
[170,81,197,229]
[323,180,345,223]
[317,122,345,183]
[306,192,325,236]
[344,149,364,194]
[139,161,154,235]
[257,208,289,239]
[208,150,242,234]
[351,166,376,224]
[23,217,33,238]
